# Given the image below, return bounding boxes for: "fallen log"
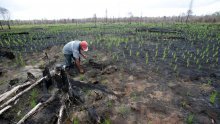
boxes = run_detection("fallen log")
[0,105,12,115]
[17,103,42,124]
[0,81,32,103]
[0,76,47,109]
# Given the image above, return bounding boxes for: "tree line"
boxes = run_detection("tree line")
[0,6,220,28]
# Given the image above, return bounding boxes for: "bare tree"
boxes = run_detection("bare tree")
[211,11,220,23]
[180,13,185,23]
[0,7,11,29]
[186,0,193,24]
[0,7,6,30]
[93,13,97,27]
[128,12,133,24]
[140,11,143,24]
[0,19,2,30]
[212,11,220,16]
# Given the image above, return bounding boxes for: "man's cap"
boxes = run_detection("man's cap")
[80,41,88,51]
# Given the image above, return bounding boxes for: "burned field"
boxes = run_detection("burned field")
[0,23,220,124]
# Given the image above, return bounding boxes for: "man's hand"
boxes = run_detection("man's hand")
[79,68,85,74]
[75,58,85,74]
[82,54,87,59]
[80,50,87,59]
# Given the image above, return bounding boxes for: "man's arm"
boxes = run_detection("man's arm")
[80,49,87,59]
[72,49,84,73]
[75,58,84,73]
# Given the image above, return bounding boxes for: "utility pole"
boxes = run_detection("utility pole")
[105,9,108,23]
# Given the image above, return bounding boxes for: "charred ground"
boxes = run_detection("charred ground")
[0,23,220,124]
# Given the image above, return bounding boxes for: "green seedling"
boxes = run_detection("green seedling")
[136,51,140,57]
[181,100,187,108]
[16,53,25,66]
[182,53,186,59]
[138,44,141,48]
[73,117,79,124]
[30,89,38,108]
[130,92,138,101]
[175,58,178,63]
[196,59,199,65]
[118,105,130,117]
[79,74,85,81]
[187,113,194,124]
[173,52,176,59]
[155,50,158,60]
[116,55,119,61]
[107,100,113,107]
[207,79,212,85]
[30,99,37,108]
[0,41,3,47]
[147,121,152,124]
[146,52,149,64]
[190,53,193,58]
[206,59,209,64]
[162,48,168,60]
[123,51,125,58]
[210,91,217,104]
[187,58,190,67]
[186,91,191,96]
[155,45,158,58]
[102,118,111,124]
[174,64,177,71]
[213,51,218,57]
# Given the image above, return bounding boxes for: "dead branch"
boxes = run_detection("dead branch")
[0,81,32,103]
[17,103,42,124]
[0,77,47,109]
[36,89,59,113]
[0,93,5,98]
[0,98,21,115]
[17,90,59,124]
[0,105,11,115]
[57,104,65,124]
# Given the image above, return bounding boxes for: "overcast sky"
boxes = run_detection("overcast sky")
[0,0,220,20]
